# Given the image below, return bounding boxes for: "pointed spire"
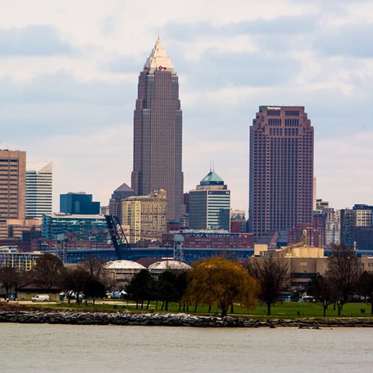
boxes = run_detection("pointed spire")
[144,37,174,72]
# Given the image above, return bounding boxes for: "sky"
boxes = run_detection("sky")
[1,0,373,212]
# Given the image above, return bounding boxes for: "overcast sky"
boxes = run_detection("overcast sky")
[1,0,373,212]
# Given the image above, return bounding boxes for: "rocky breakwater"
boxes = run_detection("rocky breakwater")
[1,311,373,327]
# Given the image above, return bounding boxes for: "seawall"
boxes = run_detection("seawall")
[2,311,373,327]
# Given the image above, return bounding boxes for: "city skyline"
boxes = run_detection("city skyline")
[1,1,373,211]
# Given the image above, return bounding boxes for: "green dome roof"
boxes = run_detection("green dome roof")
[200,170,224,186]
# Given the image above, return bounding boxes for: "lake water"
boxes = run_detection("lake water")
[0,324,372,372]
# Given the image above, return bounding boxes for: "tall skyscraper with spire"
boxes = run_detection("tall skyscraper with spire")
[131,38,183,221]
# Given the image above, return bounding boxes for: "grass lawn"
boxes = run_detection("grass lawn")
[27,300,373,318]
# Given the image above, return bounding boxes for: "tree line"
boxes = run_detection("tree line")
[0,254,107,303]
[1,245,373,317]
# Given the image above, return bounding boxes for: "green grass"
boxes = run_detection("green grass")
[27,301,373,318]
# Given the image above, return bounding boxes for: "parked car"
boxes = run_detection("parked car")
[300,295,316,303]
[31,294,50,302]
[107,290,127,299]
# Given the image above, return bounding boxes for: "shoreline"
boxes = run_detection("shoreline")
[2,310,373,327]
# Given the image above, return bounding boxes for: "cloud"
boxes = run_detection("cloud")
[0,25,76,56]
[163,15,317,41]
[316,23,373,58]
[1,1,373,211]
[316,132,373,208]
[177,49,300,89]
[0,73,136,139]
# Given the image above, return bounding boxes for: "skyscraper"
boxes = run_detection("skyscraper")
[189,170,231,231]
[249,106,314,239]
[25,163,53,218]
[0,149,26,220]
[131,38,183,221]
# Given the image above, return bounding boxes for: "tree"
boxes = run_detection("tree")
[62,267,91,304]
[84,277,106,304]
[0,266,20,299]
[249,255,289,315]
[126,269,155,309]
[358,271,373,315]
[185,257,257,317]
[308,274,335,317]
[175,271,188,311]
[31,254,65,290]
[157,270,178,311]
[80,257,105,280]
[327,245,360,316]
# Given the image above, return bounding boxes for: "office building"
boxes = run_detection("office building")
[121,189,167,244]
[131,38,183,221]
[60,192,100,215]
[188,170,231,231]
[108,182,135,223]
[0,246,43,271]
[0,218,41,241]
[25,163,53,218]
[353,204,373,227]
[0,150,26,220]
[249,106,314,239]
[42,213,108,242]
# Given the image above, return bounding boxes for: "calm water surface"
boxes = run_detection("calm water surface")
[0,323,373,372]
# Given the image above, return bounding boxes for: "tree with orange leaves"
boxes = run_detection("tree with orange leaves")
[185,257,257,317]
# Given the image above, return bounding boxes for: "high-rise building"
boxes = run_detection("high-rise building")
[131,38,183,221]
[60,192,100,215]
[340,209,355,248]
[25,163,53,218]
[353,204,373,227]
[108,182,135,223]
[121,189,167,244]
[0,150,26,220]
[189,170,231,231]
[249,106,314,239]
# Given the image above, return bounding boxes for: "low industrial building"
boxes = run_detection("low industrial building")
[104,260,146,288]
[250,243,328,291]
[148,259,191,276]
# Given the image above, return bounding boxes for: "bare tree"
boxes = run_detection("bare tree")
[80,257,104,279]
[327,245,360,316]
[308,274,335,317]
[358,271,373,315]
[31,253,65,290]
[249,255,289,315]
[62,267,90,304]
[0,266,20,299]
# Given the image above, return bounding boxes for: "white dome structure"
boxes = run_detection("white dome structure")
[104,260,145,270]
[148,259,191,274]
[104,260,146,287]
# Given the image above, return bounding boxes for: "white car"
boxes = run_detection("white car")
[31,294,50,302]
